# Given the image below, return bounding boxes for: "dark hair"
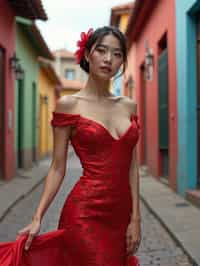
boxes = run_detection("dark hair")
[80,26,127,78]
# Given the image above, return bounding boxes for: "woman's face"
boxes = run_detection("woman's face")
[86,34,124,80]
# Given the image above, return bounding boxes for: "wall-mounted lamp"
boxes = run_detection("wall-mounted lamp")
[10,53,24,80]
[10,52,19,70]
[145,48,154,66]
[42,95,48,104]
[144,41,154,81]
[15,64,25,80]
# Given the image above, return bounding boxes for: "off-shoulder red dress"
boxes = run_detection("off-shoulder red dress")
[0,112,140,266]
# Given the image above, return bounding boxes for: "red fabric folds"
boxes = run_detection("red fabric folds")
[0,111,140,266]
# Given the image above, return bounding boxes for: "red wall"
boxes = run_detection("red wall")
[134,0,177,190]
[0,0,16,180]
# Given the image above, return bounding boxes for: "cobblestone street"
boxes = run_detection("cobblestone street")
[0,152,192,266]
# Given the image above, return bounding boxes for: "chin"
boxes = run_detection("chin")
[95,73,111,81]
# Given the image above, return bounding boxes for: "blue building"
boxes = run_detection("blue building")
[112,70,122,96]
[176,0,200,195]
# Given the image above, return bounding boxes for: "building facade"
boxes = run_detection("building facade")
[0,0,16,180]
[126,0,178,191]
[38,58,61,159]
[15,19,53,169]
[53,49,87,83]
[0,0,47,180]
[110,2,134,97]
[176,0,200,197]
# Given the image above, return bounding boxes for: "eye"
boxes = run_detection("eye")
[96,47,106,53]
[114,52,122,58]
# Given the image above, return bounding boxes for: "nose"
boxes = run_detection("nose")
[104,51,112,63]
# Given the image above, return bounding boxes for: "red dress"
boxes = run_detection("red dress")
[0,112,140,266]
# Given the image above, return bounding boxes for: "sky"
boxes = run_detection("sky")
[36,0,133,53]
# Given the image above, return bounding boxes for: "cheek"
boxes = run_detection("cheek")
[113,59,123,70]
[90,52,101,65]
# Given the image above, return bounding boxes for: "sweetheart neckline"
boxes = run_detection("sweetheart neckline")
[79,115,134,142]
[52,112,138,142]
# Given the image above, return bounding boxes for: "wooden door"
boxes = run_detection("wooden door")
[141,64,147,164]
[16,79,24,168]
[158,49,169,178]
[32,82,37,162]
[0,48,4,178]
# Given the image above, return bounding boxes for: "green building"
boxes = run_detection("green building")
[15,17,53,169]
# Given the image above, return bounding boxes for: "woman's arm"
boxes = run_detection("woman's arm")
[32,98,73,222]
[32,125,70,222]
[17,97,73,250]
[129,147,141,222]
[123,97,141,256]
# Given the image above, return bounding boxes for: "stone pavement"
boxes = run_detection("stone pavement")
[0,147,198,265]
[0,151,192,265]
[139,167,200,266]
[0,144,74,221]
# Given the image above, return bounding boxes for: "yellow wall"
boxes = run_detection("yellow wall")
[38,68,56,159]
[110,13,130,93]
[119,14,129,33]
[117,13,137,100]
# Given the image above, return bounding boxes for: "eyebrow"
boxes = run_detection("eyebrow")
[96,44,122,51]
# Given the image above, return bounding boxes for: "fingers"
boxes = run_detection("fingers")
[126,236,141,256]
[24,233,34,251]
[16,225,30,240]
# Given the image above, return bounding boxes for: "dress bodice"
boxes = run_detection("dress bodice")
[51,112,140,180]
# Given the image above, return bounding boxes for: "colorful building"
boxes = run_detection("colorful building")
[15,18,53,169]
[126,0,178,191]
[0,0,47,180]
[110,2,134,97]
[52,48,88,97]
[58,78,85,97]
[53,49,87,83]
[176,0,200,199]
[38,57,61,159]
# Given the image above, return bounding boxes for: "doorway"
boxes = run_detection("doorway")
[32,82,37,162]
[0,48,4,178]
[140,64,147,164]
[16,78,24,168]
[158,45,169,178]
[196,14,200,186]
[39,94,49,158]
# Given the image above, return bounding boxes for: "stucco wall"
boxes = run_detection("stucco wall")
[0,0,15,179]
[176,0,199,194]
[15,23,39,168]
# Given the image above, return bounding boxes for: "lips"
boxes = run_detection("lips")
[100,66,112,72]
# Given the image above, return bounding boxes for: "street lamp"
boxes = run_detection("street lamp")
[10,53,24,80]
[144,41,154,80]
[42,95,48,104]
[15,64,25,80]
[145,48,154,67]
[10,52,19,70]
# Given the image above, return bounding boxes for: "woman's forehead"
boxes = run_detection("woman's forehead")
[100,34,121,47]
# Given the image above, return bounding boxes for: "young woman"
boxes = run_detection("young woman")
[0,26,141,266]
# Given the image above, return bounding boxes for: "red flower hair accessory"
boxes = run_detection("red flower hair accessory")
[74,28,94,64]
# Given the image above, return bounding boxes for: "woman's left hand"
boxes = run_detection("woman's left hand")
[126,219,141,256]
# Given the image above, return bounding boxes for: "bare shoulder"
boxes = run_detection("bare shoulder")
[54,95,78,113]
[119,96,137,115]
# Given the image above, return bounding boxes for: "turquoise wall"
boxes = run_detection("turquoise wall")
[15,23,39,153]
[113,70,122,96]
[176,0,199,194]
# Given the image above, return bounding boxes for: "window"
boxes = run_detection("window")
[64,69,75,80]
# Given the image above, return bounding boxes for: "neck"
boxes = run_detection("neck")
[82,74,113,99]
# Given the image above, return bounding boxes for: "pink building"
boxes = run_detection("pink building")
[126,0,178,190]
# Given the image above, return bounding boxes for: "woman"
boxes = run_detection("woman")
[0,26,141,266]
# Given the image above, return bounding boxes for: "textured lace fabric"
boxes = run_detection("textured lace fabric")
[0,112,140,266]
